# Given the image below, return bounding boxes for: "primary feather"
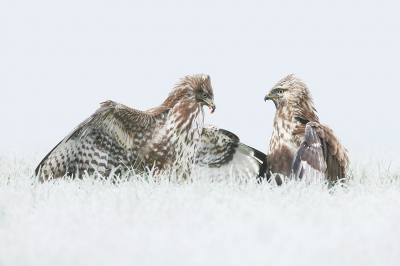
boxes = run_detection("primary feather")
[195,125,267,180]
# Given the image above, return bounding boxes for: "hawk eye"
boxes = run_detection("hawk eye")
[278,90,284,94]
[203,93,208,98]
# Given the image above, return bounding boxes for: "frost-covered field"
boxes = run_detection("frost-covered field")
[1,155,400,266]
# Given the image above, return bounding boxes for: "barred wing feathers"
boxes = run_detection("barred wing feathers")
[291,124,327,182]
[291,122,349,182]
[195,125,267,179]
[35,100,159,179]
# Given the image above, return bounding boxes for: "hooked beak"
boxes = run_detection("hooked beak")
[264,93,277,101]
[204,100,216,114]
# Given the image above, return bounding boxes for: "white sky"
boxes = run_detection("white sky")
[1,0,399,163]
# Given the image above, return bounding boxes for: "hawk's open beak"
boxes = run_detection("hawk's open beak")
[204,100,216,114]
[208,101,216,114]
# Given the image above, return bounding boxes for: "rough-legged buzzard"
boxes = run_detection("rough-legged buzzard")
[264,74,349,183]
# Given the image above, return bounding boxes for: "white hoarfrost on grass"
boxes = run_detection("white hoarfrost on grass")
[1,155,400,266]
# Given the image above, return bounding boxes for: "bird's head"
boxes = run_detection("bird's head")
[264,74,295,109]
[173,74,216,114]
[264,74,319,121]
[264,74,310,108]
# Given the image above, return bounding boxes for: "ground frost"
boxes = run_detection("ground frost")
[0,155,400,266]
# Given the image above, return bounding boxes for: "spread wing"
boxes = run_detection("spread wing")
[35,100,158,180]
[195,125,267,180]
[291,122,349,182]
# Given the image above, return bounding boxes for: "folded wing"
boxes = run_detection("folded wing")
[291,122,349,182]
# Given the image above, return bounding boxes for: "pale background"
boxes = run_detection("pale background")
[1,0,399,164]
[1,2,400,265]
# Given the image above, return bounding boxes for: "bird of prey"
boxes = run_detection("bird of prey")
[264,74,349,183]
[35,74,266,181]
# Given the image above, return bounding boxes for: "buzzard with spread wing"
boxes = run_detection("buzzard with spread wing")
[36,74,266,180]
[195,125,266,180]
[264,74,349,183]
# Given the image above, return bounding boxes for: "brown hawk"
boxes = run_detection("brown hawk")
[35,74,266,180]
[264,74,349,183]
